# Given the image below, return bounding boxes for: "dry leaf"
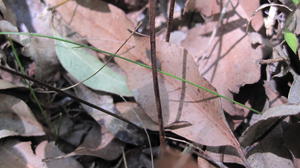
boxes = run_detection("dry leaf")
[45,0,135,54]
[0,94,44,139]
[59,124,123,161]
[116,102,158,130]
[72,81,145,145]
[0,140,83,168]
[182,0,263,116]
[246,124,294,168]
[184,0,263,31]
[0,140,45,168]
[36,141,83,168]
[283,123,300,168]
[240,104,300,147]
[46,0,247,164]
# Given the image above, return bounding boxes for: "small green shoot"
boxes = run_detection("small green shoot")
[291,0,300,5]
[284,31,299,54]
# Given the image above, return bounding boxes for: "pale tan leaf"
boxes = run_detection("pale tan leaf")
[184,0,263,31]
[182,0,263,116]
[68,124,123,161]
[45,0,135,54]
[241,104,300,147]
[0,94,44,139]
[0,141,45,168]
[36,141,83,168]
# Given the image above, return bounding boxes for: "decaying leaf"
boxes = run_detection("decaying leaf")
[0,94,44,139]
[56,39,132,96]
[182,0,263,116]
[288,74,300,104]
[0,140,45,168]
[246,124,294,168]
[56,124,123,161]
[72,81,145,145]
[0,140,83,168]
[283,123,300,167]
[36,141,83,168]
[240,104,300,147]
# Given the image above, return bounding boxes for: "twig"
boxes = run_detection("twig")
[122,147,128,168]
[149,0,165,145]
[259,57,286,64]
[0,65,141,130]
[166,0,176,42]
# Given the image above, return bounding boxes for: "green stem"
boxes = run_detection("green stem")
[8,38,52,127]
[1,32,261,114]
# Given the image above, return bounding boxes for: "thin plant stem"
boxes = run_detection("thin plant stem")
[149,0,166,145]
[8,39,52,128]
[166,0,176,42]
[0,32,261,114]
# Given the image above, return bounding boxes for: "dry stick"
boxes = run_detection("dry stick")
[0,65,141,130]
[149,0,165,145]
[166,0,176,42]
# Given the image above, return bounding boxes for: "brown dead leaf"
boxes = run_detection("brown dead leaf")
[240,104,300,147]
[0,140,83,168]
[58,124,123,161]
[283,123,300,168]
[71,79,145,145]
[36,141,83,168]
[0,140,45,168]
[182,0,263,116]
[0,94,44,139]
[46,0,247,163]
[184,0,263,31]
[246,123,294,168]
[45,0,135,54]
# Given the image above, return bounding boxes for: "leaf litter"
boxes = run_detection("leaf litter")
[1,0,300,167]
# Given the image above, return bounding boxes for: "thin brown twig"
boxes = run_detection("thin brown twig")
[166,0,176,42]
[0,65,141,130]
[149,0,165,145]
[259,57,286,64]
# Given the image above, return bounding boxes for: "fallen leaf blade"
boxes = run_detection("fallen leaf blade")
[55,39,133,96]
